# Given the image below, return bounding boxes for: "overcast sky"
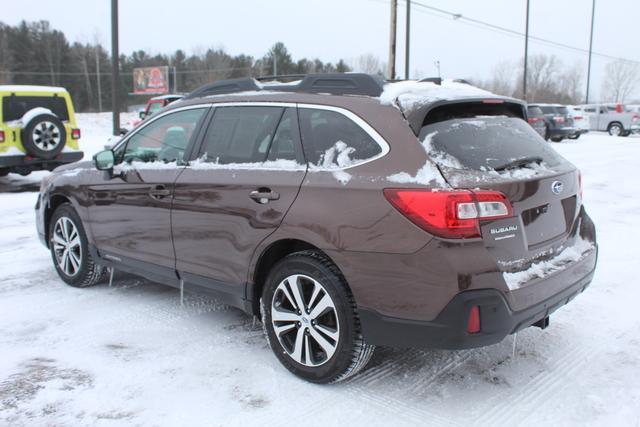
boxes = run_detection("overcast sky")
[4,0,638,99]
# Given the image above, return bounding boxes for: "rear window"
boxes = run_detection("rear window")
[539,106,555,114]
[556,107,569,115]
[418,117,565,171]
[527,106,543,117]
[2,95,69,122]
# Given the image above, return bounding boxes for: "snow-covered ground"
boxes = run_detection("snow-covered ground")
[1,114,639,426]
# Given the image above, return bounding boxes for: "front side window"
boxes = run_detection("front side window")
[147,101,163,116]
[199,106,284,164]
[298,108,382,168]
[119,108,207,164]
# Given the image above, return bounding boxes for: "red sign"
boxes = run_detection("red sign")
[133,66,169,94]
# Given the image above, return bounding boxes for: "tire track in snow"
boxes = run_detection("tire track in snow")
[474,341,598,426]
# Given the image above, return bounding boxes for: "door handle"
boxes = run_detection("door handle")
[149,184,171,200]
[249,188,280,204]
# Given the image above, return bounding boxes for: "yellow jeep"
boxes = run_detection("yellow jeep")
[0,85,83,176]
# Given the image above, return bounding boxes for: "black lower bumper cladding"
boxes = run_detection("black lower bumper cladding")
[359,259,596,350]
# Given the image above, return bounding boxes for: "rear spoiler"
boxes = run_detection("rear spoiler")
[402,97,528,135]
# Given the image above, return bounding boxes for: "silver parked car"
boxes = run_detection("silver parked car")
[581,104,640,136]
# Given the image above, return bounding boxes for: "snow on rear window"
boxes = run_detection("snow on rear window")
[419,117,565,173]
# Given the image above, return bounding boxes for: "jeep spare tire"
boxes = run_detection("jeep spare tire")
[21,113,67,159]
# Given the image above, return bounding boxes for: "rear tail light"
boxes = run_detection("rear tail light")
[527,117,540,124]
[71,128,81,139]
[0,130,4,143]
[467,306,481,334]
[553,116,565,124]
[574,115,583,120]
[632,115,640,123]
[383,189,513,239]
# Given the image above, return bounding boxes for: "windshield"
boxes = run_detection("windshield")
[418,117,566,171]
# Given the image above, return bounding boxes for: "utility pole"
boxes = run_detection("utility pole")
[585,0,596,104]
[404,0,411,79]
[111,0,120,135]
[388,0,397,80]
[523,0,530,101]
[95,47,102,112]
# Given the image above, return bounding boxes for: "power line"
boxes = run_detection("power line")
[406,0,640,65]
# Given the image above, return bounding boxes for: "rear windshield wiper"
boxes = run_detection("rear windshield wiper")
[494,156,543,171]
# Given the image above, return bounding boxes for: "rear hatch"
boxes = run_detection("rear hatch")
[417,113,582,277]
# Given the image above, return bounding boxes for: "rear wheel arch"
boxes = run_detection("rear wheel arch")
[250,239,346,316]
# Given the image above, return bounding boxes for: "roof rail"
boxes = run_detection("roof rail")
[183,77,260,100]
[184,73,385,100]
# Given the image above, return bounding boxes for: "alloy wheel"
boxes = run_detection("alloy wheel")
[52,216,82,277]
[271,274,340,367]
[609,124,622,136]
[32,121,62,151]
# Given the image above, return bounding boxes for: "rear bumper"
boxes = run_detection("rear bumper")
[0,151,83,170]
[359,246,597,350]
[549,127,576,138]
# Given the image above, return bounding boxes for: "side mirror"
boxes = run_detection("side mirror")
[94,149,115,171]
[119,128,128,136]
[139,111,146,120]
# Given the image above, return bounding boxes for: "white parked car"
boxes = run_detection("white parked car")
[566,106,590,139]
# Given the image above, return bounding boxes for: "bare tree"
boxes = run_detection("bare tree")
[601,59,640,103]
[486,60,515,97]
[515,54,563,102]
[351,53,385,76]
[558,62,583,104]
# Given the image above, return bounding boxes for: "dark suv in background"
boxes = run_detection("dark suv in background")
[36,74,597,383]
[530,103,577,142]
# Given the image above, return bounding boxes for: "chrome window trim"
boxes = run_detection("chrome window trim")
[114,101,390,171]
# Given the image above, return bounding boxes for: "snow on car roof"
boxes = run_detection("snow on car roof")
[379,79,499,111]
[0,85,68,94]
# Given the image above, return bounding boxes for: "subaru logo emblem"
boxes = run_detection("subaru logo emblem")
[551,181,564,195]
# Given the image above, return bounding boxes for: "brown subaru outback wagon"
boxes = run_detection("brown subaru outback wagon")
[36,74,597,383]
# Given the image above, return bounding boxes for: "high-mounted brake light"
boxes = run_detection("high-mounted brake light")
[71,128,81,139]
[383,189,513,239]
[482,99,504,104]
[0,130,5,143]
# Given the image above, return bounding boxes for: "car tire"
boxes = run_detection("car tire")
[261,250,375,384]
[550,137,564,142]
[621,131,631,137]
[49,203,105,288]
[544,126,550,141]
[608,122,624,137]
[21,113,67,159]
[568,134,580,140]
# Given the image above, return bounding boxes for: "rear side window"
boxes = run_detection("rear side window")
[298,108,382,168]
[2,95,69,122]
[199,106,285,164]
[419,117,565,171]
